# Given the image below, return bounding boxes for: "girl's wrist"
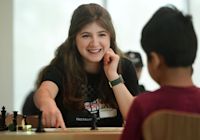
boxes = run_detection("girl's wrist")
[107,72,119,81]
[108,74,124,88]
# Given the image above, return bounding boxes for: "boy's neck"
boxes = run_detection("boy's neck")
[159,67,194,87]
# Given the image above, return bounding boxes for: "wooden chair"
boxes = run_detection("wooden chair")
[5,114,23,126]
[5,114,39,128]
[142,110,200,140]
[26,115,38,128]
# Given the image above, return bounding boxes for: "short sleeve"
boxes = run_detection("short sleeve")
[42,66,63,90]
[121,58,139,96]
[120,98,144,140]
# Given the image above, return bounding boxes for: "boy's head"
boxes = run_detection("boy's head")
[141,5,197,67]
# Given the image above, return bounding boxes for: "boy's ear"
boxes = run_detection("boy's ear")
[149,52,161,69]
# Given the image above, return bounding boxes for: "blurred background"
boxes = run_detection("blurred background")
[0,0,200,113]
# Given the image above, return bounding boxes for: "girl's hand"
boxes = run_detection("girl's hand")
[34,81,66,129]
[103,48,120,81]
[40,99,66,128]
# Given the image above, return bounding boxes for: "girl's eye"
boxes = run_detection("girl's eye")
[82,34,89,38]
[99,33,106,37]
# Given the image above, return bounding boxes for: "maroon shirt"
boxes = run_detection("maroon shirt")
[121,86,200,140]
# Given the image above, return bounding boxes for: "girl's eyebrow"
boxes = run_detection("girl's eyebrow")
[98,30,108,33]
[80,30,108,35]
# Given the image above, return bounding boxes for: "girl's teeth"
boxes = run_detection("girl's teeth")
[88,49,100,53]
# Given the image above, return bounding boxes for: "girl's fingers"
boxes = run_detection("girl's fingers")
[56,113,66,128]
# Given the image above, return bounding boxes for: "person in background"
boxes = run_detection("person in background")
[125,51,147,92]
[22,69,45,115]
[121,5,200,140]
[33,3,139,128]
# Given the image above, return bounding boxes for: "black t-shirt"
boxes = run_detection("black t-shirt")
[42,58,139,127]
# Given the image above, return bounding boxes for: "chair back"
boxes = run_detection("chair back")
[26,115,38,128]
[142,110,200,140]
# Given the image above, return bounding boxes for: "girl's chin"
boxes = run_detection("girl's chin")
[87,57,103,63]
[90,55,104,60]
[89,59,102,63]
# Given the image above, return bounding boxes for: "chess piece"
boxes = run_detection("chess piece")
[91,114,98,130]
[21,115,32,131]
[13,111,18,131]
[0,106,7,131]
[35,110,45,132]
[23,115,28,125]
[7,111,19,131]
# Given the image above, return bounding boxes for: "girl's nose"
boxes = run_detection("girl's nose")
[90,36,99,47]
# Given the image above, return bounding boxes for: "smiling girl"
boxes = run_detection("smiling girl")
[33,3,139,128]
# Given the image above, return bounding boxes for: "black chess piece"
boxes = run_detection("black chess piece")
[35,110,45,132]
[7,111,19,131]
[91,114,98,130]
[12,111,18,131]
[0,106,7,131]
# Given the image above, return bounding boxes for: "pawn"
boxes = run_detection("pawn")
[8,111,18,131]
[23,115,28,125]
[13,111,18,131]
[35,110,45,132]
[91,114,98,130]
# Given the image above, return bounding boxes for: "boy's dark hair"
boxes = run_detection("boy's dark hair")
[141,5,197,67]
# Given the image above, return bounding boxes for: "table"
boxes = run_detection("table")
[0,127,123,140]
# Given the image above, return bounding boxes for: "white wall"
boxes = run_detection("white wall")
[190,0,200,87]
[0,0,13,112]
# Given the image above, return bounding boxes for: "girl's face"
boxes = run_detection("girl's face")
[76,22,111,66]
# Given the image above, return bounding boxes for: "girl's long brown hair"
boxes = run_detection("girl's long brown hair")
[37,3,124,110]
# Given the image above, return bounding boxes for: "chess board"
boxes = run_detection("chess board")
[0,106,123,140]
[0,127,123,140]
[44,127,123,132]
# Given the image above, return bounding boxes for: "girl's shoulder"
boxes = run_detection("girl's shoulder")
[120,57,135,68]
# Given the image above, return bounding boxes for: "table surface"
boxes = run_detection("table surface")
[0,127,123,140]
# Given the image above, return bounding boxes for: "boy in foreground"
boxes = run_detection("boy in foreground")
[121,5,200,140]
